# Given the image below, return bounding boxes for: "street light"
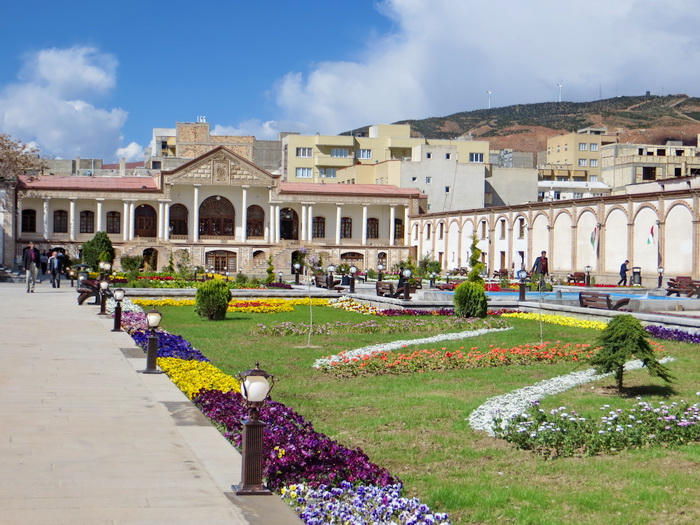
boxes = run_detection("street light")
[517,269,528,301]
[429,272,437,288]
[293,262,301,285]
[402,268,412,300]
[349,265,357,293]
[143,309,163,374]
[584,265,592,287]
[278,271,283,283]
[112,288,125,332]
[657,266,664,289]
[68,268,76,287]
[234,363,275,496]
[377,263,385,282]
[98,279,110,315]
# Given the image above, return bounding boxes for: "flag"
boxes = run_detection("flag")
[590,227,597,249]
[647,225,654,244]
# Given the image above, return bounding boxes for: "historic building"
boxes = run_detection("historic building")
[9,147,425,273]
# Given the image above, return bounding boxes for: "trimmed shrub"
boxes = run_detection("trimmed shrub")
[453,281,487,318]
[194,279,232,320]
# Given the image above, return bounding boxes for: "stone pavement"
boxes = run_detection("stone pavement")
[0,280,301,525]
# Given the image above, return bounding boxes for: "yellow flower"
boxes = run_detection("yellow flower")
[502,312,608,330]
[157,358,241,399]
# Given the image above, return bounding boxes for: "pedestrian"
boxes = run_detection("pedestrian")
[617,260,629,286]
[531,251,549,276]
[22,241,41,293]
[40,251,48,275]
[48,250,64,288]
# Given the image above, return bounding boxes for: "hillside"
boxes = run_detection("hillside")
[349,95,700,153]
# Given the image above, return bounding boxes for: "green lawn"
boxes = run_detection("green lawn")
[158,306,700,524]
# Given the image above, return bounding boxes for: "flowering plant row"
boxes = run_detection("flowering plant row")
[321,342,595,377]
[133,297,330,313]
[502,312,609,331]
[645,324,700,344]
[495,397,700,458]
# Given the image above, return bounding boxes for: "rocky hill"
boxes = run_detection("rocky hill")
[349,94,700,153]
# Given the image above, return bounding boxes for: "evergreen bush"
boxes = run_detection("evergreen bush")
[194,279,232,321]
[80,231,114,270]
[453,281,488,318]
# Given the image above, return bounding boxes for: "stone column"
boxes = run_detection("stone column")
[335,204,343,245]
[129,201,136,241]
[300,204,307,242]
[69,199,76,242]
[389,205,396,246]
[404,206,410,245]
[43,198,50,240]
[164,201,171,240]
[96,199,104,233]
[307,204,314,241]
[361,205,368,245]
[157,201,165,239]
[122,201,130,242]
[193,185,201,242]
[241,186,248,242]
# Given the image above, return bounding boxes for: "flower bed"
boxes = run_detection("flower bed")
[133,297,330,314]
[502,311,608,330]
[495,396,700,458]
[645,325,700,344]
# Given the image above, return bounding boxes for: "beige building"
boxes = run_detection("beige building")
[545,127,619,181]
[282,124,491,183]
[601,137,700,193]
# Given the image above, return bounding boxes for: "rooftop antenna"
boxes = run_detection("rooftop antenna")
[556,83,563,103]
[486,90,492,109]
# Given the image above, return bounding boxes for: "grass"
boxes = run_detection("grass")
[157,305,700,524]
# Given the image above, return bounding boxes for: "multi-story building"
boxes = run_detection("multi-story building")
[282,124,491,183]
[545,127,618,180]
[601,137,700,193]
[8,146,424,273]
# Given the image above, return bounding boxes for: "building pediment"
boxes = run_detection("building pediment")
[163,146,278,188]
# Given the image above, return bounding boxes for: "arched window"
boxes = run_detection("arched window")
[341,251,364,269]
[394,219,404,241]
[205,250,237,272]
[279,207,299,240]
[367,218,379,239]
[53,210,68,233]
[106,211,121,234]
[378,251,387,269]
[80,211,94,234]
[134,205,156,237]
[21,209,36,233]
[426,223,431,240]
[247,205,265,237]
[312,216,325,239]
[341,217,352,239]
[438,222,444,240]
[199,196,234,236]
[169,204,188,236]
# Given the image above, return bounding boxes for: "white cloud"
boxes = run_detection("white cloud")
[116,142,144,162]
[0,46,137,161]
[252,0,700,136]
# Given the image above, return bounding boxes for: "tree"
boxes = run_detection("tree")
[590,314,674,392]
[0,134,45,183]
[466,236,485,285]
[80,232,114,271]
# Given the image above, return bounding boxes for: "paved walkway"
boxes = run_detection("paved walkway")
[0,280,300,525]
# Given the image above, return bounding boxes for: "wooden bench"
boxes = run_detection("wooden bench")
[666,276,699,297]
[579,291,630,311]
[314,273,342,291]
[77,278,101,305]
[376,281,395,297]
[493,269,509,279]
[567,272,586,284]
[436,282,457,291]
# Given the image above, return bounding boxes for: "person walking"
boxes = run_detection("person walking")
[617,260,629,286]
[40,251,48,275]
[48,250,64,288]
[22,241,41,293]
[531,251,549,276]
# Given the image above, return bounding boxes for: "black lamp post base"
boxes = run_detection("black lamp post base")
[141,368,164,374]
[233,483,272,496]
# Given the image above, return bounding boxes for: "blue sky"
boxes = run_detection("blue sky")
[1,0,699,162]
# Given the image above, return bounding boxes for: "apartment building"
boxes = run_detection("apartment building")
[281,124,490,183]
[601,137,700,193]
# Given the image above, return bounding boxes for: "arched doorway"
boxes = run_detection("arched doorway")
[143,248,158,271]
[134,204,157,237]
[169,204,188,236]
[205,250,237,272]
[247,205,265,238]
[199,196,235,237]
[280,208,299,240]
[341,251,364,270]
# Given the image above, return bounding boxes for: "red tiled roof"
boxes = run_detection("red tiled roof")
[18,175,160,192]
[279,182,424,198]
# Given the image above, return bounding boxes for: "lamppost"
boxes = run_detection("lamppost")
[657,266,664,289]
[68,268,76,287]
[402,268,412,300]
[327,264,336,288]
[278,271,283,284]
[142,309,163,374]
[98,280,110,315]
[349,265,357,293]
[377,264,385,282]
[112,288,125,332]
[225,271,230,282]
[446,271,451,284]
[234,363,275,496]
[517,269,528,301]
[293,262,301,285]
[584,265,592,287]
[429,272,436,288]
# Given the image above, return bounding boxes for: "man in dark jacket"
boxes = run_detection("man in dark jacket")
[22,241,41,293]
[48,250,65,288]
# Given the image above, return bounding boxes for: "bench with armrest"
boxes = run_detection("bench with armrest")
[579,291,630,311]
[315,273,342,291]
[76,278,101,305]
[376,281,395,297]
[314,274,327,288]
[666,276,699,297]
[567,272,586,284]
[493,269,509,279]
